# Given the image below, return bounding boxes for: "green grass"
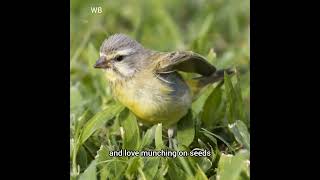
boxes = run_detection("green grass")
[71,0,250,179]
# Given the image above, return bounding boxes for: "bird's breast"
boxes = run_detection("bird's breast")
[111,72,192,127]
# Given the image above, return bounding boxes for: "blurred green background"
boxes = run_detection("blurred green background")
[71,0,250,179]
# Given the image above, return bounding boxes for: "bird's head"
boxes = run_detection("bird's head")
[94,34,147,81]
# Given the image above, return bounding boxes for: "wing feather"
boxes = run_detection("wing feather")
[156,51,216,76]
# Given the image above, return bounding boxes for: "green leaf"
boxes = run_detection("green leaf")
[86,43,99,68]
[79,160,96,180]
[79,102,124,144]
[125,157,143,179]
[167,159,189,180]
[95,145,109,164]
[101,159,127,179]
[199,13,214,38]
[192,86,214,115]
[153,158,168,180]
[195,157,212,173]
[140,125,156,150]
[196,13,214,53]
[224,73,236,124]
[177,111,195,147]
[197,138,209,149]
[224,72,246,124]
[156,9,183,48]
[217,150,249,180]
[96,145,127,179]
[120,109,141,150]
[201,128,235,153]
[72,109,90,144]
[77,146,88,170]
[201,85,223,127]
[229,120,250,150]
[191,13,214,53]
[70,85,83,113]
[235,72,249,126]
[138,167,147,180]
[194,164,209,180]
[142,157,160,180]
[203,133,217,147]
[206,48,217,65]
[99,166,109,180]
[174,146,195,177]
[70,139,73,158]
[155,123,165,150]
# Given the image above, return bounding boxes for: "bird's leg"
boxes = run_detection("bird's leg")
[167,126,176,149]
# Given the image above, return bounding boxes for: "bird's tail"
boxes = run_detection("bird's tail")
[200,68,235,85]
[187,68,236,100]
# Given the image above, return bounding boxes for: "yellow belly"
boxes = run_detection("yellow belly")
[111,73,192,127]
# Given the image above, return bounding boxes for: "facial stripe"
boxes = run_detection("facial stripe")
[100,52,116,60]
[100,49,134,60]
[116,49,134,56]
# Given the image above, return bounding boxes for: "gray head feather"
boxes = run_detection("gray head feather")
[98,34,152,79]
[100,34,144,54]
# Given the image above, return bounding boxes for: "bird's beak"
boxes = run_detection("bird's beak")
[94,57,108,69]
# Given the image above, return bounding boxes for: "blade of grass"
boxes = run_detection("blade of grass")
[79,102,124,144]
[201,128,235,153]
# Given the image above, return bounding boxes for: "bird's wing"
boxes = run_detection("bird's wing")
[156,51,216,76]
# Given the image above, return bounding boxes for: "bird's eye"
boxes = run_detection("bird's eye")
[115,55,124,62]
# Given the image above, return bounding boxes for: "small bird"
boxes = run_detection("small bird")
[94,34,234,139]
